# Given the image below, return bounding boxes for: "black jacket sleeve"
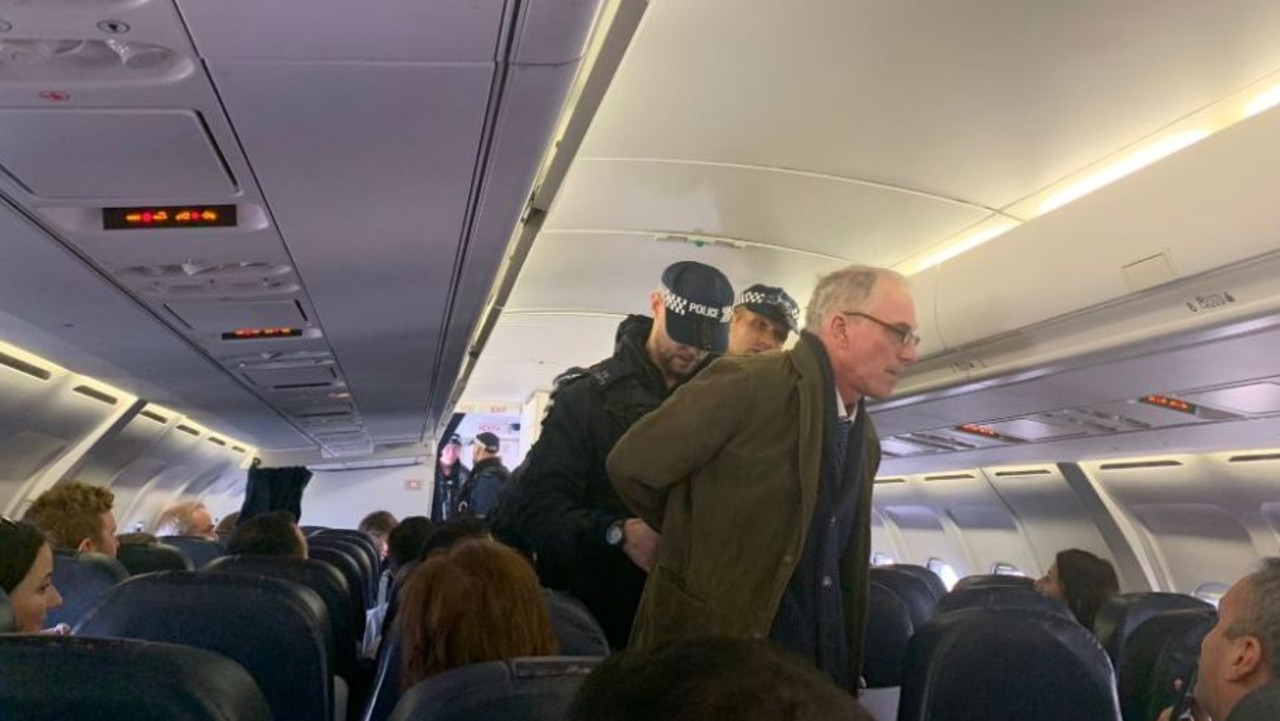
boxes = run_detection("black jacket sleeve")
[515,380,627,572]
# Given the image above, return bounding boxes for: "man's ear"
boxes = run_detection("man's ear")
[650,291,663,318]
[76,537,94,553]
[1226,635,1265,682]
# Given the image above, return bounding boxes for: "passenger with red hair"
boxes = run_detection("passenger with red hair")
[399,538,558,686]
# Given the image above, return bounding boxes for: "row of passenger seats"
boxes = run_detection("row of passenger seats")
[6,524,610,721]
[864,565,1215,721]
[48,527,385,630]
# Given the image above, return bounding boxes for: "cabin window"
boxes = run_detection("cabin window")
[1192,583,1229,608]
[991,562,1026,576]
[871,552,895,567]
[927,557,960,590]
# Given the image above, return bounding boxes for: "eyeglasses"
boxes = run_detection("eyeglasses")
[843,311,921,348]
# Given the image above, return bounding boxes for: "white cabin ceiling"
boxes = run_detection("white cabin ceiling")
[465,0,1280,440]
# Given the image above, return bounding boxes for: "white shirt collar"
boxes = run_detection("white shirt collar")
[835,389,859,420]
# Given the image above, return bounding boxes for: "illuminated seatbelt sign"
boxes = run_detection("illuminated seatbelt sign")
[103,205,237,230]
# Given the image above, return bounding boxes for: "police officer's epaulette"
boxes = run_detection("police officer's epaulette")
[552,357,632,393]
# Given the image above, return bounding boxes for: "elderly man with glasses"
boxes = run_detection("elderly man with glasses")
[607,265,919,694]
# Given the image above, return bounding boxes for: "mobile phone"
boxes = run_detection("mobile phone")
[1170,668,1198,720]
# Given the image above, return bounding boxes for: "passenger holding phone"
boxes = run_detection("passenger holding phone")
[1157,559,1280,721]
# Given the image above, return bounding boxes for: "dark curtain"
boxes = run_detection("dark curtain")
[440,412,465,446]
[238,465,312,525]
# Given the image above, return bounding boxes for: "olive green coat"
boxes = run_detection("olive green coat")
[606,337,880,679]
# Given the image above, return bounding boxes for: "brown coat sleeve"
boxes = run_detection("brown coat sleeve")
[606,358,754,531]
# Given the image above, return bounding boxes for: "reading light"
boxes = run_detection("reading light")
[1038,131,1209,214]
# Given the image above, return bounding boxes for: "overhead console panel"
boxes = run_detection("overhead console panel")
[0,0,607,461]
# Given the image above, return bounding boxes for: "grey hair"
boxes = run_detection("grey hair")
[1230,557,1280,677]
[803,265,907,331]
[152,500,208,536]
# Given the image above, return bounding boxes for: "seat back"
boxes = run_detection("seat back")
[952,573,1034,592]
[863,581,913,688]
[205,554,363,678]
[363,589,610,721]
[0,635,273,721]
[310,545,368,618]
[160,535,226,568]
[545,589,610,657]
[0,589,12,632]
[888,563,948,600]
[310,535,377,608]
[1117,608,1217,721]
[937,585,1074,620]
[48,550,128,627]
[75,570,332,721]
[317,529,382,571]
[388,657,601,721]
[117,542,195,575]
[362,622,406,721]
[1093,592,1214,667]
[870,566,938,629]
[899,607,1121,721]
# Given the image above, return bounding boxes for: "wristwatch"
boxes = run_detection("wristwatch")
[605,519,625,547]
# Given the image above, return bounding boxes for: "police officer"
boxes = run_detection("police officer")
[501,260,734,649]
[728,283,800,355]
[430,434,468,523]
[456,432,509,519]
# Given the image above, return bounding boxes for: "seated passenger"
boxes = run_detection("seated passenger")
[22,482,120,558]
[0,518,65,633]
[359,510,398,561]
[567,637,873,721]
[152,501,217,539]
[1034,548,1119,628]
[225,511,307,559]
[386,516,433,579]
[417,517,490,561]
[363,516,434,657]
[399,538,557,687]
[1158,558,1280,721]
[214,511,240,537]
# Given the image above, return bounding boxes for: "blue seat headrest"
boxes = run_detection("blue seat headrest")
[309,545,369,614]
[117,542,194,575]
[0,589,12,633]
[952,573,1034,592]
[74,570,331,721]
[389,657,601,721]
[1092,592,1213,665]
[309,535,377,608]
[48,550,128,628]
[204,554,363,678]
[158,536,226,569]
[870,567,938,628]
[899,607,1121,721]
[1117,608,1216,721]
[863,581,913,688]
[887,563,948,600]
[545,589,610,657]
[0,635,272,721]
[937,585,1074,620]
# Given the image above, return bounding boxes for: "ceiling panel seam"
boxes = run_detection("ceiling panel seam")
[573,156,1003,214]
[418,0,528,442]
